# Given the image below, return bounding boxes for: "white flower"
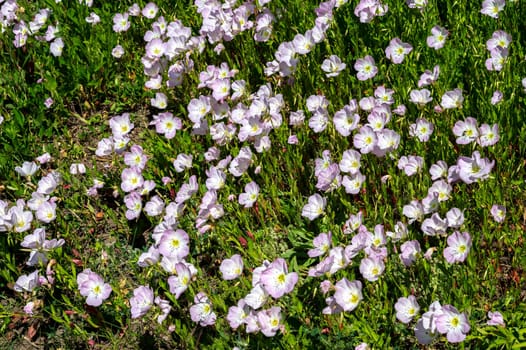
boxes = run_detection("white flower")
[15,161,39,176]
[301,194,326,221]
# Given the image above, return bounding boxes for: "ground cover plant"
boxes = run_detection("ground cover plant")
[1,0,526,348]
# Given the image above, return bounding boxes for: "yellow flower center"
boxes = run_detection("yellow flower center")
[350,293,359,304]
[171,239,180,248]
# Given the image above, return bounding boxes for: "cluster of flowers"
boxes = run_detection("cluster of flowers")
[313,148,365,195]
[485,30,511,72]
[2,0,96,55]
[113,0,278,95]
[226,258,298,336]
[89,3,316,332]
[128,285,183,325]
[398,155,493,262]
[96,113,135,157]
[400,297,505,345]
[110,2,197,76]
[265,0,345,77]
[6,157,64,312]
[453,116,499,147]
[75,225,200,323]
[354,0,388,23]
[1,2,62,54]
[300,88,406,216]
[196,0,274,44]
[395,298,471,344]
[306,222,391,284]
[83,0,514,344]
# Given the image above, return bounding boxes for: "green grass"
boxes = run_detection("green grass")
[1,0,525,349]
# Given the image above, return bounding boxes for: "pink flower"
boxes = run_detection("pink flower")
[409,118,434,142]
[259,258,298,299]
[23,301,37,315]
[407,0,427,9]
[440,88,463,109]
[487,311,505,326]
[435,305,470,343]
[398,155,424,176]
[36,153,51,164]
[399,240,421,266]
[359,256,385,281]
[301,193,326,221]
[77,269,112,307]
[167,263,193,299]
[120,167,144,192]
[44,97,54,108]
[238,181,260,208]
[308,232,332,257]
[227,299,251,329]
[490,204,506,223]
[403,200,424,223]
[426,25,448,50]
[219,254,244,280]
[485,47,508,71]
[491,90,503,105]
[478,123,500,147]
[287,135,299,144]
[339,149,361,175]
[137,246,159,267]
[15,161,39,177]
[257,307,282,337]
[354,0,388,23]
[190,292,216,326]
[35,201,57,223]
[142,2,159,19]
[158,229,189,260]
[395,295,420,323]
[354,55,378,81]
[321,55,346,77]
[14,270,41,292]
[446,208,465,228]
[486,30,512,51]
[409,89,433,106]
[333,278,362,312]
[393,104,407,115]
[130,285,154,318]
[112,45,124,58]
[443,231,471,263]
[418,65,440,87]
[112,13,130,32]
[154,296,171,324]
[355,343,370,350]
[151,92,168,109]
[385,38,412,64]
[342,172,366,194]
[481,0,505,18]
[456,151,494,184]
[353,126,377,154]
[452,117,479,145]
